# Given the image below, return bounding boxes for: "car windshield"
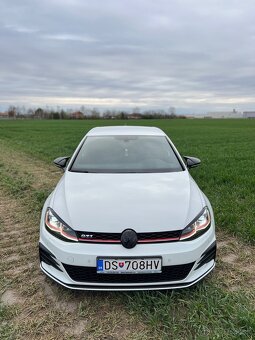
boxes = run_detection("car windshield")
[70,136,184,173]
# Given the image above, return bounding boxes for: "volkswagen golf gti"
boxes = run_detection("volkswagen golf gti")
[39,126,216,290]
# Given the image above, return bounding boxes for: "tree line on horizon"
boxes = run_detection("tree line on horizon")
[3,105,187,120]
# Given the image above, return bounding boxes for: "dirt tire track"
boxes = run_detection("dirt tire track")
[0,188,149,340]
[215,232,255,292]
[0,143,147,339]
[0,139,61,191]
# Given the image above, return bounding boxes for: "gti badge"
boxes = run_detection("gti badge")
[81,234,94,238]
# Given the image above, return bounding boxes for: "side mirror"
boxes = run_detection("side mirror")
[183,156,201,169]
[53,156,70,170]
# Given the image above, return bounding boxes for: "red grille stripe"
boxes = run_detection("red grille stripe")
[78,237,179,243]
[78,238,121,243]
[138,237,180,243]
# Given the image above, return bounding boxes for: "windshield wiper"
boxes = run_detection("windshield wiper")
[69,169,92,173]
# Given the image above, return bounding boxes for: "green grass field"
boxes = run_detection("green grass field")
[0,119,254,339]
[0,118,254,242]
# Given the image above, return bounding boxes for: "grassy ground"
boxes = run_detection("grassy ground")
[0,119,254,339]
[0,118,254,242]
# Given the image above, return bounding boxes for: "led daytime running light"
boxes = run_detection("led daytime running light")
[180,208,211,240]
[45,209,78,242]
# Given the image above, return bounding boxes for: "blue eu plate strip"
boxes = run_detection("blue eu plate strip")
[97,259,104,271]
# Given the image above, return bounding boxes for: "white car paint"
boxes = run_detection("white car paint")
[39,126,216,290]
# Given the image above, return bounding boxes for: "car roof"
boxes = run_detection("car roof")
[86,126,165,136]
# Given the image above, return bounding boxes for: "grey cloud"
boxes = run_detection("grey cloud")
[4,24,39,33]
[42,33,98,43]
[0,0,255,112]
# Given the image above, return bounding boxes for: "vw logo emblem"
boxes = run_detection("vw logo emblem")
[121,229,138,249]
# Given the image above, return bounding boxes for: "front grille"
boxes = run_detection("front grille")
[138,230,181,242]
[76,230,182,244]
[76,231,120,243]
[62,262,194,283]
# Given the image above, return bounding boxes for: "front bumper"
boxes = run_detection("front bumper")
[39,221,216,291]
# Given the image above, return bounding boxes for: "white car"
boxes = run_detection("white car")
[39,126,216,291]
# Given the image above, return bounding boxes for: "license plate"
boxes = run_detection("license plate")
[97,258,162,274]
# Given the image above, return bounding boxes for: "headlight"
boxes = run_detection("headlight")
[180,207,211,241]
[45,208,78,242]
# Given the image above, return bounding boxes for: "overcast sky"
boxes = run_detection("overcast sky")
[0,0,255,113]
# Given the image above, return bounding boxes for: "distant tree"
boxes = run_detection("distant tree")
[169,107,176,115]
[15,106,22,118]
[8,106,17,118]
[80,105,86,114]
[66,108,73,118]
[158,109,166,116]
[168,114,175,119]
[27,108,34,118]
[91,108,100,119]
[49,110,54,119]
[120,111,128,119]
[20,105,26,115]
[60,109,67,119]
[102,110,112,119]
[34,107,44,119]
[52,112,60,119]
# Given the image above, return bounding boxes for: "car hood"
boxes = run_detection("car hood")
[50,171,205,232]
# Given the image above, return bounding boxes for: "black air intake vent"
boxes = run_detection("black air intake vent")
[195,241,216,270]
[62,262,194,283]
[39,243,62,272]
